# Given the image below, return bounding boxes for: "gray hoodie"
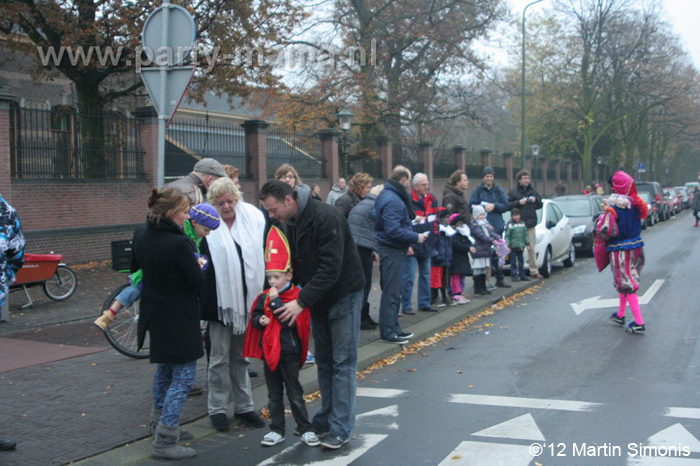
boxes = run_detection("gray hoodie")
[326,183,347,206]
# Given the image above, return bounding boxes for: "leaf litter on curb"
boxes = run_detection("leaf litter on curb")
[303,284,542,402]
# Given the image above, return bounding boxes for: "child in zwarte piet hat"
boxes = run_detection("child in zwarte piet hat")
[243,226,318,448]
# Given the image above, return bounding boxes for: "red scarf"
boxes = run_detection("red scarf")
[243,285,310,371]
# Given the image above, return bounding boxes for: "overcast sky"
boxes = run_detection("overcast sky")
[506,0,700,70]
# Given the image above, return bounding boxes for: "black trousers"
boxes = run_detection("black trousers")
[357,246,374,318]
[264,357,312,435]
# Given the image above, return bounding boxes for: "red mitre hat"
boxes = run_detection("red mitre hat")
[265,226,292,272]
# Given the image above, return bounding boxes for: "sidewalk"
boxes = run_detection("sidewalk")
[0,261,538,466]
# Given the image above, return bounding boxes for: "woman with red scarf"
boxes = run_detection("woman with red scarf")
[600,172,649,333]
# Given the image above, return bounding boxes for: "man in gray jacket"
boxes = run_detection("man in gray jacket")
[165,158,226,204]
[326,177,347,206]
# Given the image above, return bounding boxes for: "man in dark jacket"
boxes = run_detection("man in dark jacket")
[375,166,429,343]
[259,180,365,450]
[401,172,439,314]
[469,166,511,288]
[507,170,544,278]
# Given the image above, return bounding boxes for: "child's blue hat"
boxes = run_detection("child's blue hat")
[190,203,221,230]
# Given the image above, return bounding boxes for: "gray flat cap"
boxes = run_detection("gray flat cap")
[193,158,226,177]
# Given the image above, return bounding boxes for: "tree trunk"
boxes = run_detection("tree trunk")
[75,83,107,177]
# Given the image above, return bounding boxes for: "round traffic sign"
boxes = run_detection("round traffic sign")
[142,4,196,66]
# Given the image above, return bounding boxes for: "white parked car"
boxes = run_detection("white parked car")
[503,199,575,277]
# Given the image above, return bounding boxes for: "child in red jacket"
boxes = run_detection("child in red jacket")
[243,226,318,447]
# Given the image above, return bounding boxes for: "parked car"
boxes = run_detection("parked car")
[502,199,575,278]
[673,186,691,209]
[663,187,681,215]
[549,194,603,256]
[638,191,658,227]
[637,182,669,221]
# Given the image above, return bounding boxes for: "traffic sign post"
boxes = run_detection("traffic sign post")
[140,0,196,187]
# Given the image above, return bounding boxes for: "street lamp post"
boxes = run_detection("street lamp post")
[521,0,545,170]
[531,144,540,188]
[336,109,354,179]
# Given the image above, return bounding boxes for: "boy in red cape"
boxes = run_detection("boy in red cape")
[243,226,318,447]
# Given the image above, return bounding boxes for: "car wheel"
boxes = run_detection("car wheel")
[563,242,575,267]
[539,248,552,278]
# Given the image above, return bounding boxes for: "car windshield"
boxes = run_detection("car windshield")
[553,199,592,217]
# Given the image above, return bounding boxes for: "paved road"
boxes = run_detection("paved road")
[119,212,700,466]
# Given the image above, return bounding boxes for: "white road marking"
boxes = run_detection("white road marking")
[665,407,700,420]
[448,394,602,412]
[570,279,665,315]
[257,434,387,466]
[356,387,408,398]
[356,405,399,429]
[648,424,700,453]
[472,413,545,441]
[437,441,534,466]
[627,457,700,465]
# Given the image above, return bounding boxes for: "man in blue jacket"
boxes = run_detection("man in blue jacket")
[469,166,511,288]
[375,166,428,344]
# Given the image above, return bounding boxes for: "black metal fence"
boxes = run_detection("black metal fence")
[10,107,145,179]
[166,118,246,178]
[266,127,324,179]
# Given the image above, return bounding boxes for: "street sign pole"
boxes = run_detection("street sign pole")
[140,0,196,188]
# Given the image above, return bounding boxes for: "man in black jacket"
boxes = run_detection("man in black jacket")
[507,170,544,279]
[259,180,365,450]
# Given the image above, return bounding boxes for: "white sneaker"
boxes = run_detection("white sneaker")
[261,431,285,446]
[300,431,321,447]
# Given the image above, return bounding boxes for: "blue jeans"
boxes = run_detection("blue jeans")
[401,255,431,310]
[311,289,362,440]
[115,285,141,308]
[152,360,197,427]
[510,250,526,279]
[378,245,407,340]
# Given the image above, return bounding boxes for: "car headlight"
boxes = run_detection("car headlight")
[536,233,544,244]
[572,225,586,235]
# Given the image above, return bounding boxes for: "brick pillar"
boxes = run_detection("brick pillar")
[0,89,15,202]
[319,129,341,182]
[552,159,561,184]
[419,141,433,181]
[132,106,159,186]
[452,145,466,172]
[480,148,492,168]
[503,152,514,190]
[376,135,392,180]
[540,158,549,196]
[241,120,270,193]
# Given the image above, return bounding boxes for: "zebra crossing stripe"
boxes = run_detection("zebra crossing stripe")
[448,393,602,412]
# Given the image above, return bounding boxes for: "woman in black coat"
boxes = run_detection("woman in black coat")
[131,187,205,460]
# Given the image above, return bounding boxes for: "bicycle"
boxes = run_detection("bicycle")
[101,282,150,359]
[11,253,78,309]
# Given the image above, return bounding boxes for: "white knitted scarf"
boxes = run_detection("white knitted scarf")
[207,201,265,334]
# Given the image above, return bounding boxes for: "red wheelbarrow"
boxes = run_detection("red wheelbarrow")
[10,253,78,309]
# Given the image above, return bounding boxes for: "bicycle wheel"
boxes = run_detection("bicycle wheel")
[43,265,78,301]
[101,283,150,359]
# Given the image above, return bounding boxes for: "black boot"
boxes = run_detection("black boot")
[478,275,492,295]
[441,288,453,306]
[431,288,440,306]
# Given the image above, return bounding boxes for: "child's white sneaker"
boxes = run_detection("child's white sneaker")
[261,431,284,446]
[301,431,321,446]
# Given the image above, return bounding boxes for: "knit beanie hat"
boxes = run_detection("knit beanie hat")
[472,205,486,218]
[482,166,495,177]
[189,203,221,230]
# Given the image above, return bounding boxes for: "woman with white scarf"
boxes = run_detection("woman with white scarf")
[199,177,267,431]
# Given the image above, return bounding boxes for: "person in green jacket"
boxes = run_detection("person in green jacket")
[94,203,220,330]
[505,208,530,282]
